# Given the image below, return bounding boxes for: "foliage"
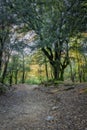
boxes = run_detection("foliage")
[0,0,87,85]
[10,0,87,80]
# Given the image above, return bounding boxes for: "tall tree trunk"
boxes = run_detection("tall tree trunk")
[15,70,18,84]
[60,69,64,81]
[0,42,4,71]
[0,51,3,71]
[78,70,82,83]
[53,64,60,80]
[1,55,10,83]
[54,42,61,80]
[44,56,48,80]
[9,71,13,86]
[22,54,25,83]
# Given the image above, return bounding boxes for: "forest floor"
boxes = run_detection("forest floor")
[0,83,87,130]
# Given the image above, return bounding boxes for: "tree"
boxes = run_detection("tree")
[37,0,87,80]
[9,0,87,81]
[0,0,17,82]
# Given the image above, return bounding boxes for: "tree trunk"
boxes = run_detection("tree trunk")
[60,69,64,81]
[44,56,48,80]
[9,72,13,86]
[78,71,82,83]
[0,51,3,71]
[42,47,61,80]
[0,42,4,71]
[53,64,60,80]
[1,55,10,83]
[22,54,25,83]
[15,70,18,84]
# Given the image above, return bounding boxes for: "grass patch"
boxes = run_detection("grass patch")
[26,78,41,85]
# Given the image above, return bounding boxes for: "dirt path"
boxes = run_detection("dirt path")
[0,83,87,130]
[0,84,53,130]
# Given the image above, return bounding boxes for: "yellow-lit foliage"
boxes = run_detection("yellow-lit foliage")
[29,64,46,78]
[69,36,86,66]
[28,50,52,79]
[69,50,85,66]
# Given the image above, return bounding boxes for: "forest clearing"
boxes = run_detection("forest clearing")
[0,83,87,130]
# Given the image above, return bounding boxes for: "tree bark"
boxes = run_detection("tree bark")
[44,56,48,80]
[42,47,61,80]
[22,54,25,83]
[1,54,10,83]
[60,69,64,81]
[0,42,4,71]
[9,72,13,86]
[15,70,18,84]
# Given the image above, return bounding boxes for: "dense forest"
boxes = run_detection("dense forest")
[0,0,87,86]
